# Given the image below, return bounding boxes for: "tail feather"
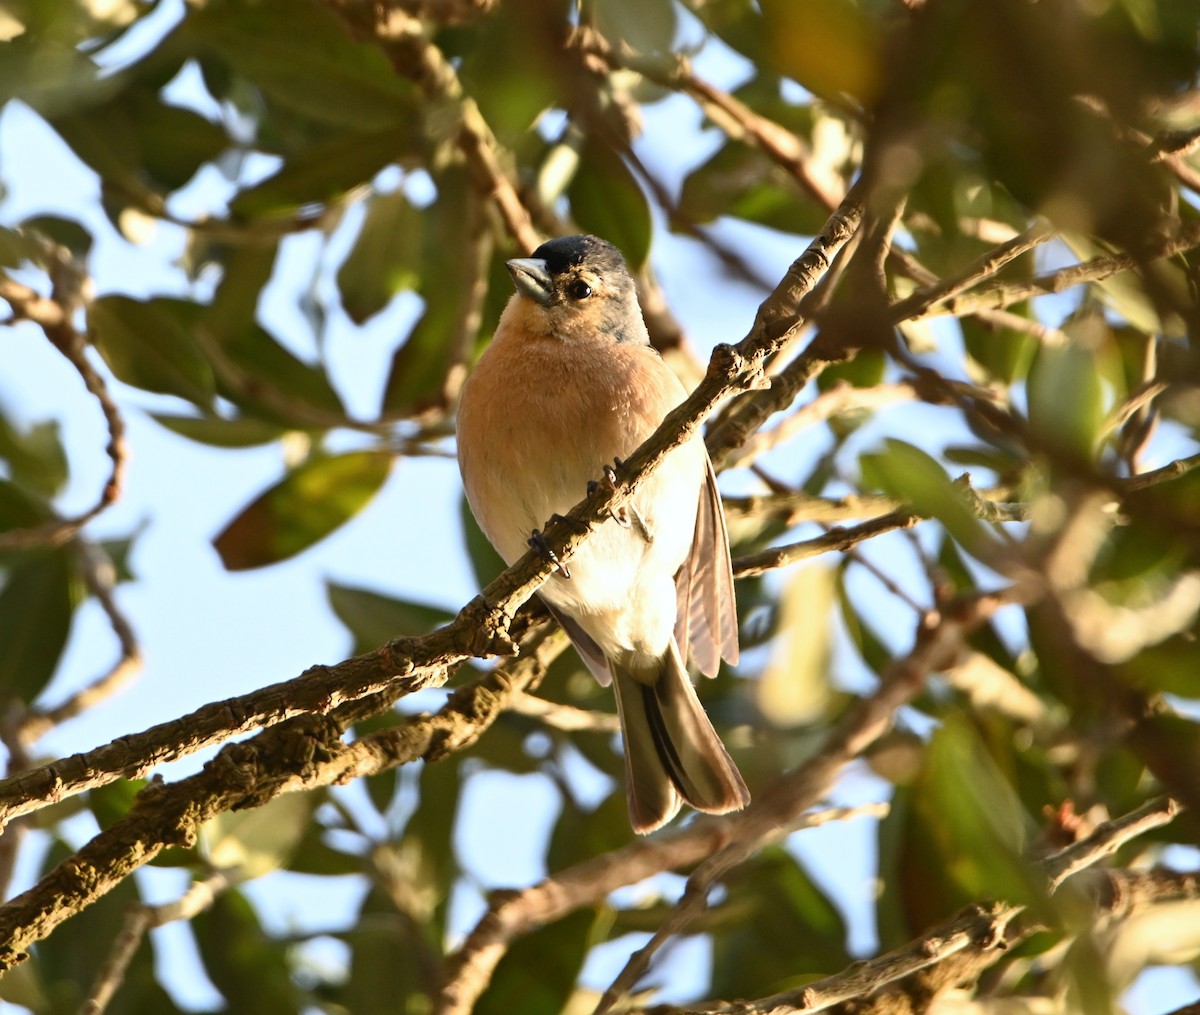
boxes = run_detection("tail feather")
[612,643,750,834]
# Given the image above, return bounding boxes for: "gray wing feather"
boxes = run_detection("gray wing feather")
[674,454,739,677]
[542,598,612,686]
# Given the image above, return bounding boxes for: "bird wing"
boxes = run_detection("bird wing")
[542,598,613,686]
[674,454,739,677]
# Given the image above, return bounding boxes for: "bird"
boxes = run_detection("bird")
[456,233,749,833]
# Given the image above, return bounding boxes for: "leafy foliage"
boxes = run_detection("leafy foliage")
[1,0,1200,1012]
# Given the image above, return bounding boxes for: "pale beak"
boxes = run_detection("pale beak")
[506,257,553,305]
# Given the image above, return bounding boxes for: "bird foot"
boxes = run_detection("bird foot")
[528,528,571,579]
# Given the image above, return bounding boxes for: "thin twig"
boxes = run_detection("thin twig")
[79,870,234,1015]
[905,221,1200,322]
[0,277,128,550]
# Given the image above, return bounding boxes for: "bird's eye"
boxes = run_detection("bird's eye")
[567,280,592,301]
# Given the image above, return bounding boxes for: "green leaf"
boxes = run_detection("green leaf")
[89,778,146,830]
[214,451,393,570]
[338,189,422,324]
[1026,321,1113,460]
[88,296,216,406]
[189,0,417,130]
[20,214,94,259]
[594,0,678,54]
[399,758,463,941]
[711,846,850,995]
[327,581,453,655]
[0,35,103,118]
[837,572,891,676]
[681,140,831,236]
[214,323,346,422]
[860,439,995,560]
[757,565,835,726]
[342,886,432,1013]
[476,906,597,1015]
[761,0,883,106]
[201,791,318,878]
[229,126,413,218]
[380,167,483,416]
[193,889,301,1013]
[50,86,227,196]
[0,548,78,703]
[1126,713,1200,816]
[150,413,289,448]
[961,309,1038,385]
[0,479,51,534]
[27,838,184,1014]
[0,415,68,498]
[568,138,651,269]
[880,714,1039,940]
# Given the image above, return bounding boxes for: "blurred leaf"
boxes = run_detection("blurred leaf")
[151,413,289,448]
[475,906,597,1015]
[1060,233,1191,336]
[0,35,101,117]
[711,846,850,996]
[816,348,886,392]
[214,322,346,422]
[89,778,145,831]
[1118,631,1200,700]
[681,139,831,236]
[881,714,1039,940]
[20,214,94,259]
[961,308,1038,385]
[213,450,393,570]
[687,0,763,59]
[837,572,891,676]
[1026,319,1116,460]
[381,167,483,416]
[50,86,227,195]
[568,138,650,269]
[399,759,463,941]
[229,126,411,218]
[761,0,883,106]
[288,822,366,877]
[203,238,280,338]
[89,296,216,406]
[338,189,422,324]
[25,839,184,1015]
[1127,712,1200,815]
[594,0,677,54]
[342,891,430,1014]
[189,0,417,130]
[202,791,318,878]
[0,415,67,498]
[548,790,630,872]
[456,4,563,141]
[757,565,835,726]
[193,889,301,1013]
[0,548,78,703]
[861,439,995,560]
[326,580,453,654]
[0,479,52,533]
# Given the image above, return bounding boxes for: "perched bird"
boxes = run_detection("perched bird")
[456,234,749,833]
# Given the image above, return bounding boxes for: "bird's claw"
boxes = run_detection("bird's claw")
[529,529,571,579]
